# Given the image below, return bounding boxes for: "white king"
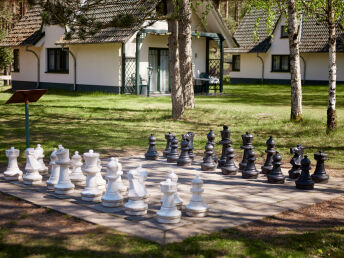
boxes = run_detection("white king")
[70,151,86,185]
[101,157,125,207]
[4,147,23,181]
[23,148,42,185]
[185,174,208,217]
[156,178,181,224]
[54,148,75,195]
[81,150,103,202]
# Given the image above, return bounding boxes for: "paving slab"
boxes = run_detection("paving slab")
[0,154,343,244]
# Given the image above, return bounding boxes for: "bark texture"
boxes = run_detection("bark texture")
[178,0,194,109]
[327,0,337,132]
[167,0,184,119]
[288,0,303,121]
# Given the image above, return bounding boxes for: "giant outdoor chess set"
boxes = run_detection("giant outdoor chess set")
[1,126,344,244]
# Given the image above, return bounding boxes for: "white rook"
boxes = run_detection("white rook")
[54,148,75,195]
[23,148,42,185]
[101,157,124,207]
[81,150,103,202]
[70,151,86,185]
[185,174,208,217]
[4,147,23,181]
[46,148,60,190]
[157,178,181,224]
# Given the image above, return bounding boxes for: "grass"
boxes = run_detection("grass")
[0,83,343,169]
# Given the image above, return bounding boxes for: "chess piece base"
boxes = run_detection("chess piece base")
[311,174,329,184]
[185,209,207,217]
[163,151,169,157]
[267,177,285,184]
[46,183,55,190]
[296,182,314,190]
[124,200,148,216]
[145,154,159,160]
[242,171,259,179]
[102,199,123,207]
[167,156,178,163]
[201,163,216,171]
[289,169,301,179]
[261,166,273,175]
[54,187,74,195]
[81,195,102,202]
[221,167,238,175]
[177,161,192,167]
[157,215,181,224]
[4,175,22,181]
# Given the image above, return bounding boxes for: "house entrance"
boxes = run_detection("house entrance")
[148,48,170,93]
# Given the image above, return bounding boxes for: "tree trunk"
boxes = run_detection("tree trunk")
[327,0,337,132]
[178,0,194,109]
[234,1,240,24]
[167,0,184,119]
[288,0,303,121]
[225,0,229,19]
[4,66,9,86]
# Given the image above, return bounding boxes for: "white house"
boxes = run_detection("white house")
[0,1,234,94]
[227,9,344,84]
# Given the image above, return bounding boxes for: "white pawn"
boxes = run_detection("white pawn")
[166,170,183,208]
[23,148,42,185]
[46,148,60,190]
[70,151,86,185]
[185,174,208,217]
[96,158,106,192]
[124,168,148,216]
[157,178,181,224]
[4,147,23,181]
[54,148,75,195]
[34,144,48,175]
[81,150,103,202]
[101,157,124,207]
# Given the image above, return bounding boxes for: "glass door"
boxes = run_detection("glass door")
[149,48,169,93]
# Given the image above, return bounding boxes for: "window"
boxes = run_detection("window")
[232,55,240,71]
[272,55,290,72]
[281,25,288,38]
[47,48,69,73]
[12,49,19,72]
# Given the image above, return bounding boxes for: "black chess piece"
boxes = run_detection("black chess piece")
[267,152,285,184]
[201,142,216,171]
[205,130,218,163]
[261,136,276,174]
[239,132,254,172]
[218,125,232,168]
[311,151,329,184]
[295,155,314,190]
[186,132,196,160]
[221,145,238,175]
[242,149,259,179]
[289,145,304,179]
[177,135,192,166]
[167,136,179,163]
[163,132,174,157]
[145,134,159,160]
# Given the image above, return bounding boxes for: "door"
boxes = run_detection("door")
[148,48,169,93]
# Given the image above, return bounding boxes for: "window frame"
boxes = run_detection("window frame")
[232,55,240,72]
[280,25,288,38]
[271,55,290,73]
[46,48,69,74]
[12,49,20,72]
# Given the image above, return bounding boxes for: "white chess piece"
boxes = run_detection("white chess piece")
[23,148,42,185]
[4,147,23,181]
[101,157,124,207]
[81,150,103,202]
[46,147,60,190]
[96,158,106,192]
[124,167,148,216]
[70,151,86,185]
[54,148,75,195]
[164,170,183,208]
[135,164,149,200]
[185,174,208,217]
[34,144,48,175]
[156,178,181,224]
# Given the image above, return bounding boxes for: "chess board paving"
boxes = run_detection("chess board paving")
[0,154,343,244]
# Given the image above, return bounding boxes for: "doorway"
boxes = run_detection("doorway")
[148,48,170,93]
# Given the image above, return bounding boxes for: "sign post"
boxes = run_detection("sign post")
[6,89,47,149]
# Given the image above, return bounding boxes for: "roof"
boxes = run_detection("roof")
[0,4,44,47]
[229,10,344,53]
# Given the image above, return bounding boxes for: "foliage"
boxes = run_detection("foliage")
[107,14,139,28]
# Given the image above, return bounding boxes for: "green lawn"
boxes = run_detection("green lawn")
[0,83,343,169]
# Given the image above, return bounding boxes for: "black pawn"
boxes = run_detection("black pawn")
[242,149,259,179]
[239,132,254,172]
[267,152,285,184]
[221,145,238,175]
[186,132,196,160]
[167,136,179,163]
[201,142,216,171]
[145,134,158,160]
[289,145,304,179]
[218,125,232,168]
[163,132,174,157]
[295,155,314,190]
[261,136,276,174]
[311,151,329,184]
[177,135,192,166]
[205,130,218,163]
